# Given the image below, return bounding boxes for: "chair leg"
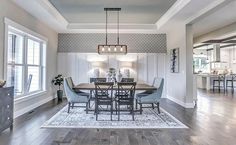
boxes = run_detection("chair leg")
[132,104,134,121]
[152,103,154,109]
[135,99,138,109]
[96,106,98,121]
[213,81,215,92]
[140,104,142,114]
[118,103,120,121]
[111,103,113,121]
[157,102,160,114]
[218,81,220,92]
[71,103,74,109]
[86,103,88,114]
[67,102,71,113]
[88,99,91,108]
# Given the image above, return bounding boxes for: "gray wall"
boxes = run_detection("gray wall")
[58,33,167,53]
[0,0,58,117]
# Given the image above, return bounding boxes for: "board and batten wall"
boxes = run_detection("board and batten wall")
[58,53,166,97]
[57,33,167,97]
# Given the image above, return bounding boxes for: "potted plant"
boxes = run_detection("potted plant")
[52,74,63,101]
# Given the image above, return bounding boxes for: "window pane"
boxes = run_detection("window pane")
[8,33,24,64]
[27,39,40,65]
[27,66,40,92]
[6,65,23,96]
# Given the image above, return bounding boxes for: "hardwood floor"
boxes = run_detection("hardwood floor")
[0,90,236,145]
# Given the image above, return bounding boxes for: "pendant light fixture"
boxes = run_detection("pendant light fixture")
[233,45,236,64]
[98,8,127,55]
[206,45,209,63]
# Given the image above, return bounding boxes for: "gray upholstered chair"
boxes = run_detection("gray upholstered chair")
[66,77,90,106]
[64,77,90,113]
[135,78,164,114]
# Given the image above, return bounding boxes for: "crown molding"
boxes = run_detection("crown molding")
[156,0,191,29]
[66,23,158,33]
[12,0,68,32]
[185,0,226,24]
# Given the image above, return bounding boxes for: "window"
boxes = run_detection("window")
[5,19,47,98]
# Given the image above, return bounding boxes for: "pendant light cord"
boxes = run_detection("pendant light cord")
[106,10,108,45]
[117,10,120,45]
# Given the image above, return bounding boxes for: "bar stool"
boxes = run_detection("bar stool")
[226,74,236,92]
[213,74,226,92]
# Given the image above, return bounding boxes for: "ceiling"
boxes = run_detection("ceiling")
[49,0,177,24]
[193,0,236,37]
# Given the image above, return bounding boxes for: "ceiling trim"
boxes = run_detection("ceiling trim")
[186,0,227,24]
[156,0,191,29]
[68,23,156,29]
[12,0,68,32]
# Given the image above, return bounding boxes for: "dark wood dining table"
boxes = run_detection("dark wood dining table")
[73,83,157,91]
[73,83,157,112]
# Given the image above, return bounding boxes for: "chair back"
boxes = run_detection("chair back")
[65,77,74,89]
[217,74,225,81]
[153,78,164,101]
[94,82,114,99]
[231,74,236,81]
[121,78,134,82]
[90,78,107,83]
[117,82,136,99]
[26,74,33,92]
[64,78,75,102]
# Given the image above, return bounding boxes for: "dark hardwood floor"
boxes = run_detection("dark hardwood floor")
[0,90,236,145]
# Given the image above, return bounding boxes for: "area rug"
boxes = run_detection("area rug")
[41,105,188,129]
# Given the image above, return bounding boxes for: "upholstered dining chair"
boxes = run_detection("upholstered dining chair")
[67,77,90,96]
[135,78,164,114]
[137,77,158,95]
[64,77,90,113]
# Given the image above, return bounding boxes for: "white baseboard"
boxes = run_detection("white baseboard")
[14,95,55,118]
[167,95,195,108]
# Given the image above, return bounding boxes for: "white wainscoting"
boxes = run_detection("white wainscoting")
[57,53,166,97]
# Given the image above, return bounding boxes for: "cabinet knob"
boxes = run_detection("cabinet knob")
[7,117,10,120]
[7,105,10,108]
[7,93,10,96]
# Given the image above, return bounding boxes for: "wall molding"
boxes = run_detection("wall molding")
[156,0,191,29]
[14,95,55,119]
[167,95,195,108]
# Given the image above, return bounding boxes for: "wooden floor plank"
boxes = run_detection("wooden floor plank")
[0,90,236,145]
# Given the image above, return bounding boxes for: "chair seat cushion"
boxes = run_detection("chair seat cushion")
[137,97,161,104]
[76,91,90,96]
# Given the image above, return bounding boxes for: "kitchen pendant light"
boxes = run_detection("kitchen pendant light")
[233,45,236,64]
[97,8,127,55]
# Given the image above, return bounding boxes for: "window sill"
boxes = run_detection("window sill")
[14,91,48,104]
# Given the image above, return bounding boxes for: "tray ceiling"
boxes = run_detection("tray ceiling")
[49,0,177,24]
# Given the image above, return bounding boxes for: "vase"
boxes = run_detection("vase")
[57,90,63,101]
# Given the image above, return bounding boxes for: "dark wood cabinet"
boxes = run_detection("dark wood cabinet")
[0,87,14,133]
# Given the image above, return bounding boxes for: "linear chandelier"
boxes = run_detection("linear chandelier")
[98,8,127,55]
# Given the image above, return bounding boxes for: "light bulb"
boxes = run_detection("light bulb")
[108,47,111,51]
[120,47,123,51]
[102,47,105,51]
[114,47,117,51]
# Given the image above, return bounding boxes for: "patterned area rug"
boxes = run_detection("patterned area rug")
[42,105,188,129]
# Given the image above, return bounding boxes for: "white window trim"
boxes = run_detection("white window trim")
[4,17,48,99]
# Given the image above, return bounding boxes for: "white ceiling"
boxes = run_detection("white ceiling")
[193,0,236,37]
[12,0,235,34]
[49,0,177,24]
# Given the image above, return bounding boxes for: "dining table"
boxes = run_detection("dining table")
[73,82,157,112]
[73,83,157,91]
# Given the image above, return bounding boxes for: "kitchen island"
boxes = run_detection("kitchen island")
[197,74,231,90]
